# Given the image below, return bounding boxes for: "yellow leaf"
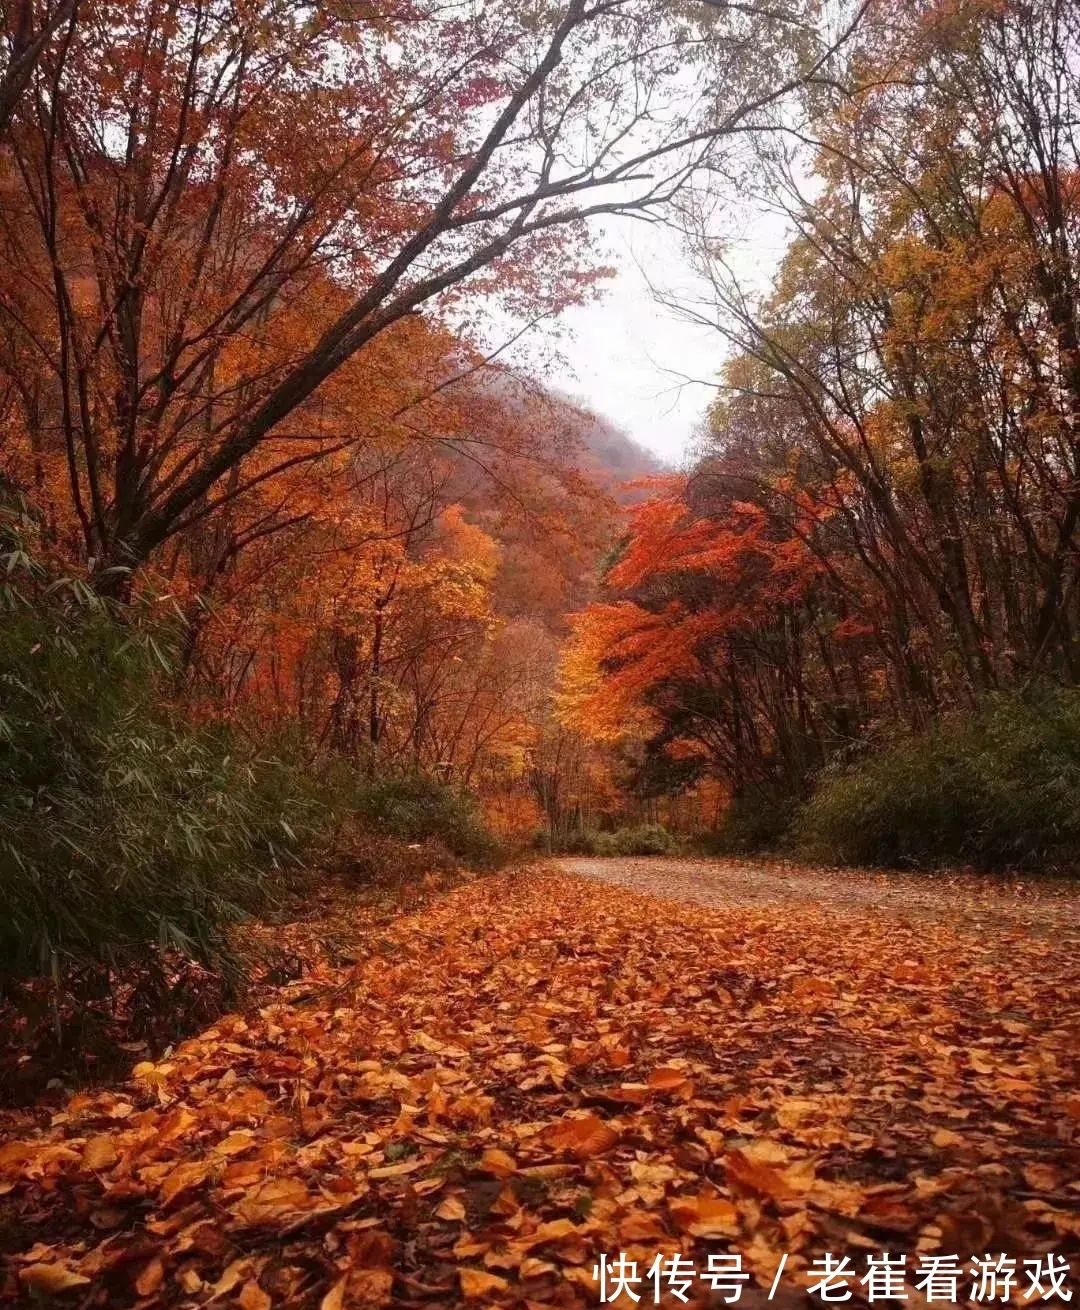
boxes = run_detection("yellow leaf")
[132,1062,168,1086]
[82,1135,118,1171]
[461,1268,509,1298]
[238,1279,272,1310]
[19,1263,92,1294]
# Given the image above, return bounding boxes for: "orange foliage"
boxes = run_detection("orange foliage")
[4,868,1080,1305]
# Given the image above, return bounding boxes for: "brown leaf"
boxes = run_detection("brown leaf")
[435,1195,466,1221]
[213,1131,256,1157]
[368,1158,424,1179]
[477,1147,517,1177]
[134,1255,165,1297]
[159,1159,210,1206]
[648,1065,690,1091]
[725,1143,813,1201]
[320,1279,346,1310]
[669,1192,739,1237]
[82,1135,118,1171]
[232,1177,313,1226]
[618,1210,669,1241]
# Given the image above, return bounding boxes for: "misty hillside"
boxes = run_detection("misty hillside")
[564,400,665,497]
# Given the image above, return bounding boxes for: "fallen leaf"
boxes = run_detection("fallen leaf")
[669,1192,739,1236]
[19,1264,92,1294]
[320,1279,346,1310]
[478,1147,517,1177]
[460,1268,509,1298]
[135,1256,165,1296]
[544,1112,619,1159]
[159,1159,210,1206]
[238,1278,272,1310]
[82,1135,118,1171]
[648,1066,690,1091]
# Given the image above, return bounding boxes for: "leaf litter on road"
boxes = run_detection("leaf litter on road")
[2,865,1080,1308]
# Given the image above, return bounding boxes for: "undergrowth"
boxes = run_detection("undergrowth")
[0,502,504,1101]
[538,823,679,857]
[795,690,1080,870]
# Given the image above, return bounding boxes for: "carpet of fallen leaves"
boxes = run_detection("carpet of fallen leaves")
[0,866,461,1109]
[3,863,1080,1309]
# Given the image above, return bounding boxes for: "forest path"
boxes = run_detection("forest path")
[560,854,1080,944]
[4,864,1080,1308]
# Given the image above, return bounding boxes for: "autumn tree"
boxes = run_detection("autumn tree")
[0,0,75,139]
[562,0,1080,828]
[681,0,1080,685]
[171,356,623,835]
[0,0,861,592]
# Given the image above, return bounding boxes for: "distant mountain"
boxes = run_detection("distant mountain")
[558,400,665,500]
[441,369,664,507]
[428,377,663,629]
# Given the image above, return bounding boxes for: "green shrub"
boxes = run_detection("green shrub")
[605,823,678,856]
[795,691,1080,869]
[0,529,336,986]
[544,828,605,856]
[351,773,500,865]
[536,823,678,857]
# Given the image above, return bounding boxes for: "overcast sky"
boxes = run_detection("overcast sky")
[558,222,718,468]
[555,208,791,468]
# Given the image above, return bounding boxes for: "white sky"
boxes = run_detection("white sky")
[557,222,719,468]
[554,212,790,468]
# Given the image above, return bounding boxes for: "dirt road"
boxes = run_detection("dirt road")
[559,854,1080,942]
